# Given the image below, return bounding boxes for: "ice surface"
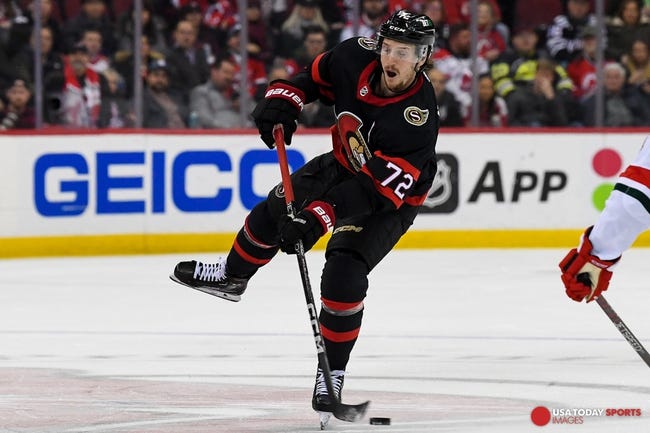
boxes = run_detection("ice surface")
[1,249,649,432]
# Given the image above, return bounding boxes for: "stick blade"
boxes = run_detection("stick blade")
[333,400,370,423]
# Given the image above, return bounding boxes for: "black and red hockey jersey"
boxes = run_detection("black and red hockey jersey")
[292,37,440,217]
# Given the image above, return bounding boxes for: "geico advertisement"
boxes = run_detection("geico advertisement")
[0,132,646,237]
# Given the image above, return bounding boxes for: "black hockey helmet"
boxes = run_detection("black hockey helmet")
[378,10,436,55]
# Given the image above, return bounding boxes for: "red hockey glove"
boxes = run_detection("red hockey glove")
[559,226,620,303]
[251,80,305,149]
[279,201,335,254]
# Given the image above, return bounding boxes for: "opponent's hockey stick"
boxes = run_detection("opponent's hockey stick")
[273,124,370,423]
[596,295,650,368]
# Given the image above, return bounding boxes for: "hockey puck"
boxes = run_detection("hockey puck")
[369,417,391,425]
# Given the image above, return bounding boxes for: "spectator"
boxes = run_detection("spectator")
[223,23,267,102]
[98,68,133,128]
[567,25,598,100]
[12,25,64,86]
[115,0,168,53]
[476,73,508,126]
[0,0,24,48]
[202,0,238,50]
[546,0,599,66]
[606,0,650,62]
[443,0,509,43]
[0,78,34,130]
[422,0,450,49]
[506,58,574,127]
[189,56,247,128]
[433,23,488,119]
[339,0,390,41]
[476,0,506,63]
[582,61,650,127]
[44,42,107,128]
[164,19,212,104]
[293,25,328,71]
[62,0,117,57]
[80,27,110,73]
[623,38,650,88]
[513,0,563,50]
[112,34,165,99]
[179,1,218,61]
[243,0,273,65]
[490,24,574,103]
[278,0,329,58]
[318,0,345,49]
[142,58,188,129]
[8,0,63,56]
[427,67,464,126]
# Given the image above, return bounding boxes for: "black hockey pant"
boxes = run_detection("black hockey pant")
[225,152,420,370]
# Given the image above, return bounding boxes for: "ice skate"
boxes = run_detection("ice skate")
[312,368,344,429]
[170,258,248,302]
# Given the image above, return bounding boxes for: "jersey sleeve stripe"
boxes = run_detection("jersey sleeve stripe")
[620,165,650,189]
[613,183,650,214]
[311,52,331,87]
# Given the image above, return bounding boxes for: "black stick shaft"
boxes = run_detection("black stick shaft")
[273,124,369,422]
[596,295,650,367]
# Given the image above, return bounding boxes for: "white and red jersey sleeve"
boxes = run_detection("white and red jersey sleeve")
[591,136,650,260]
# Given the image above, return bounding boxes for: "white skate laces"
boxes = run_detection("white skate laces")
[193,260,227,283]
[315,368,344,399]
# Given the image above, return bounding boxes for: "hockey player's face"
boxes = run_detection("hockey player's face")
[380,39,422,93]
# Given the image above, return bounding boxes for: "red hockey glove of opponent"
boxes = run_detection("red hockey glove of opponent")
[559,226,620,303]
[251,80,305,149]
[279,201,335,254]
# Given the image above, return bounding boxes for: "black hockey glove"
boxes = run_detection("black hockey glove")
[251,80,305,149]
[279,201,335,254]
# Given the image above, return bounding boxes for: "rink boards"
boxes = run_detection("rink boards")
[0,129,648,257]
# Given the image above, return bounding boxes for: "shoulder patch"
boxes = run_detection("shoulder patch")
[358,37,377,51]
[403,106,429,126]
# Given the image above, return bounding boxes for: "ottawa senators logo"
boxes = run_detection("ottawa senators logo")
[404,106,429,126]
[337,111,372,172]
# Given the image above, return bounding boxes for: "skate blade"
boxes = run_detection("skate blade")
[319,412,332,430]
[169,274,241,302]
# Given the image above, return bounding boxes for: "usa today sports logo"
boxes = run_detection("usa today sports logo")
[530,406,642,426]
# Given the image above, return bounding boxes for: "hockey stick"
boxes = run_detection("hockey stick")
[596,295,650,368]
[273,124,370,423]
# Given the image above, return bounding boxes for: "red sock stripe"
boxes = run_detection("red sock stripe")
[320,323,360,343]
[620,165,650,189]
[233,239,272,265]
[321,297,363,313]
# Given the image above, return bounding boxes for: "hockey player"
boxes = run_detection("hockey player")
[559,136,650,303]
[170,10,439,426]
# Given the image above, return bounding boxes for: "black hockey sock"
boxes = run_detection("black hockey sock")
[226,203,280,278]
[319,308,364,371]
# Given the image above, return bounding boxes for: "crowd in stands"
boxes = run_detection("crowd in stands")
[0,0,648,130]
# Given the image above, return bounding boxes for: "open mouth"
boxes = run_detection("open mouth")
[386,70,398,78]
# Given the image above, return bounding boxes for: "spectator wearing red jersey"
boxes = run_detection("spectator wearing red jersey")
[224,23,267,102]
[567,25,598,101]
[476,0,506,62]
